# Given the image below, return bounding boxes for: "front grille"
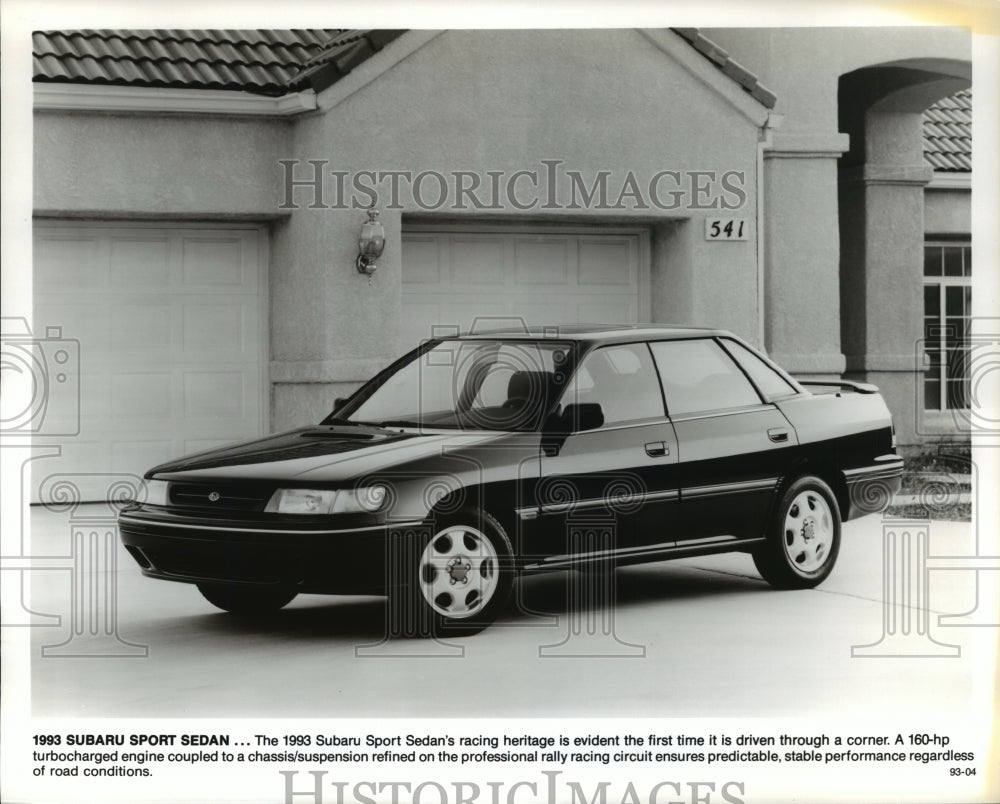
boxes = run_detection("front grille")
[144,547,291,583]
[167,482,273,512]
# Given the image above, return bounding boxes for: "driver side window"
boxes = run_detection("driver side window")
[560,343,664,426]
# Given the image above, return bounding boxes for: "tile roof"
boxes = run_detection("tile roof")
[290,30,404,93]
[34,27,779,107]
[29,24,973,175]
[671,28,778,109]
[923,89,971,172]
[31,29,402,95]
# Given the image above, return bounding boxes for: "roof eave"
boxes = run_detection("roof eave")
[669,29,778,112]
[33,81,318,116]
[292,30,406,94]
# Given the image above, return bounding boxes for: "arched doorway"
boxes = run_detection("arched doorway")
[837,58,971,447]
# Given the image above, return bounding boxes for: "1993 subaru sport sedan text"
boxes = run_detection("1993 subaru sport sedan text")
[119,325,903,636]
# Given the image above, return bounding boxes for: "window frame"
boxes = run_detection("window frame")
[555,341,667,428]
[331,337,577,431]
[648,337,770,419]
[716,337,801,403]
[922,240,972,413]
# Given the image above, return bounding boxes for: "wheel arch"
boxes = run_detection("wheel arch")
[772,459,850,522]
[428,483,519,544]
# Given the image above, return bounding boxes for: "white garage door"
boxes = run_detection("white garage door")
[32,222,266,502]
[401,225,647,344]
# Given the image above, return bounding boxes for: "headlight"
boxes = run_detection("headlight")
[265,489,338,514]
[139,479,169,506]
[265,485,388,515]
[331,485,388,514]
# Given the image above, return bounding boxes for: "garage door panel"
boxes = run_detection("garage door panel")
[401,301,443,344]
[441,301,510,331]
[39,300,178,359]
[111,303,174,353]
[76,368,110,419]
[180,237,250,288]
[518,301,575,324]
[181,302,257,357]
[578,238,636,285]
[514,238,570,284]
[451,237,505,285]
[34,300,112,355]
[34,235,103,286]
[109,237,171,286]
[111,439,176,474]
[34,444,113,497]
[182,371,247,419]
[577,298,637,322]
[110,373,173,419]
[32,223,265,503]
[403,227,645,339]
[400,236,442,283]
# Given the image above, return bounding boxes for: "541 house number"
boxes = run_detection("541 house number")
[706,218,748,241]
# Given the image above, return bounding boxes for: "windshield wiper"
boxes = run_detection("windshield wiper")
[376,419,467,429]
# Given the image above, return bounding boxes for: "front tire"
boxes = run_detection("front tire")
[753,477,841,589]
[197,584,297,615]
[396,508,514,637]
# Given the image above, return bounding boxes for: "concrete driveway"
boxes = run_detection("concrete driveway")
[22,504,990,721]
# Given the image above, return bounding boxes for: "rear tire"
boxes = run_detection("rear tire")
[197,584,297,615]
[753,476,841,589]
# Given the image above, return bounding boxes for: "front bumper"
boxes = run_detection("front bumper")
[118,506,429,594]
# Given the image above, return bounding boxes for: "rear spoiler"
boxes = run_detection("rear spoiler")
[799,380,880,395]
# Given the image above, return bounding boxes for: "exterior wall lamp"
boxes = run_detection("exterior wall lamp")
[356,207,385,276]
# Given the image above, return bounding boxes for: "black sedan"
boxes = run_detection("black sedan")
[119,325,903,635]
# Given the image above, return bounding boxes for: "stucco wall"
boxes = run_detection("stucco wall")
[34,112,291,217]
[707,27,970,135]
[925,187,972,234]
[763,155,845,374]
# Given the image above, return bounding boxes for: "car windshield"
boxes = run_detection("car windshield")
[332,339,575,431]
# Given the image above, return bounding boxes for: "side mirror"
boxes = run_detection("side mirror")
[332,397,347,412]
[545,403,604,434]
[564,403,604,433]
[542,403,603,456]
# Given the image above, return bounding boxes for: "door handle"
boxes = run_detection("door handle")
[767,428,789,443]
[645,441,669,457]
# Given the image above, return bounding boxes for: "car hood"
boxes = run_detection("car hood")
[146,425,518,484]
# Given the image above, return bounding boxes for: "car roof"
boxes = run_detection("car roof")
[449,324,734,344]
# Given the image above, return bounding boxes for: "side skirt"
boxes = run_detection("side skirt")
[520,535,766,573]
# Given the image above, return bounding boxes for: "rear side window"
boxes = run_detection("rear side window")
[650,339,761,416]
[720,339,798,399]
